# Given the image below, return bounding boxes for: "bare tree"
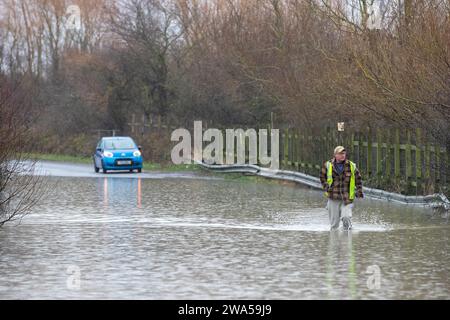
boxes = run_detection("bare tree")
[109,0,184,118]
[0,76,47,227]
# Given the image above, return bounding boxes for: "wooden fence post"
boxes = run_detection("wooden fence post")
[436,144,441,185]
[141,114,146,136]
[385,128,391,184]
[128,113,137,134]
[287,128,292,167]
[356,131,362,173]
[415,128,422,195]
[444,147,449,191]
[300,129,305,171]
[351,132,355,166]
[282,128,287,167]
[367,127,372,179]
[394,128,400,185]
[308,127,313,174]
[405,129,412,192]
[425,138,431,187]
[294,129,299,171]
[376,128,382,186]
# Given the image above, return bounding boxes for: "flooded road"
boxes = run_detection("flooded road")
[0,161,449,299]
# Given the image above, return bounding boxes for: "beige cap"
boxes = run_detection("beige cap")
[334,146,346,154]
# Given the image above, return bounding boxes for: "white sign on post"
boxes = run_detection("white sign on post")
[337,122,345,132]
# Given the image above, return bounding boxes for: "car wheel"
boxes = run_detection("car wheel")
[94,164,99,173]
[137,168,142,173]
[129,169,134,173]
[101,160,107,173]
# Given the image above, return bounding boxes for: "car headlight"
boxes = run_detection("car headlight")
[103,151,114,158]
[133,150,141,157]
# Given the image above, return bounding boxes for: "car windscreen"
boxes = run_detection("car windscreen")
[104,139,135,150]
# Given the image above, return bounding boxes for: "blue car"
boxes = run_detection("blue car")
[93,136,143,173]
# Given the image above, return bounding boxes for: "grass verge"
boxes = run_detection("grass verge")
[25,153,200,172]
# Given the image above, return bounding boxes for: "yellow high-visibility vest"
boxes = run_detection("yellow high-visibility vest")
[325,160,356,200]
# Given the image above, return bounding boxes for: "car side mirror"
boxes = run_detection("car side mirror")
[96,148,102,152]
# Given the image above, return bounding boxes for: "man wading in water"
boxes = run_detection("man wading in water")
[320,146,364,231]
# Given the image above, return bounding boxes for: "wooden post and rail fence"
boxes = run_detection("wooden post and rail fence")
[127,113,449,196]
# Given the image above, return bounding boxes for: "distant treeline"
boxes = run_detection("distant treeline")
[0,0,448,162]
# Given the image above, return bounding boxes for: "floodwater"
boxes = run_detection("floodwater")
[0,161,449,299]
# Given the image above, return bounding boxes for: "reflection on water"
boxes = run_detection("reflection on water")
[101,177,142,209]
[0,175,449,299]
[326,231,357,299]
